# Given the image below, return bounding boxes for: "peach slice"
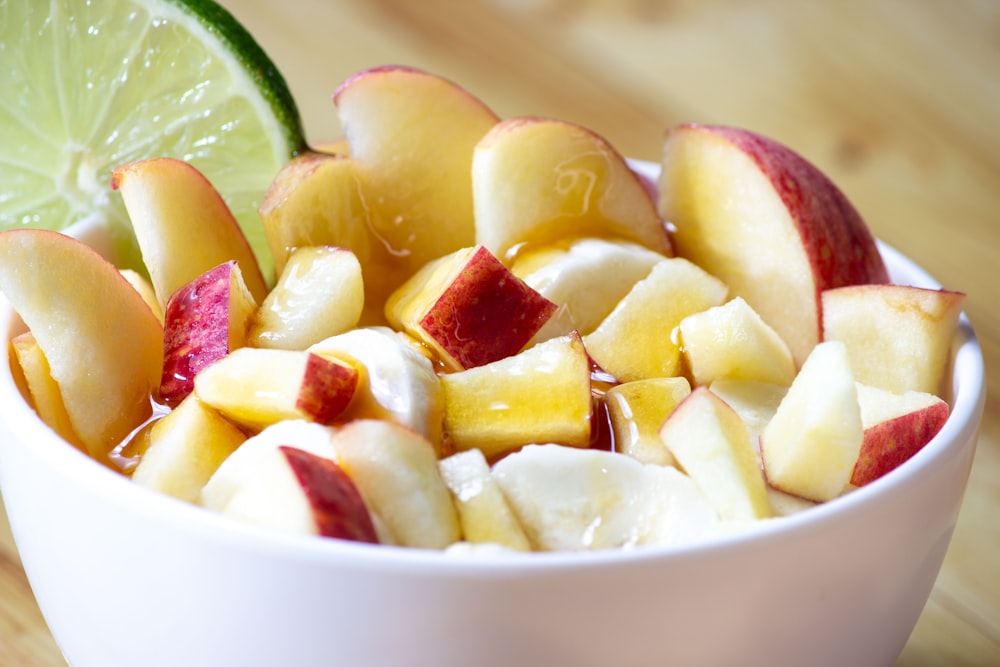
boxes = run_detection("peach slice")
[160,260,257,405]
[249,246,365,350]
[0,229,163,460]
[440,332,593,459]
[386,245,556,371]
[583,257,728,382]
[760,341,863,502]
[112,157,268,306]
[659,387,773,521]
[334,65,500,297]
[821,284,966,395]
[658,124,889,366]
[473,116,671,262]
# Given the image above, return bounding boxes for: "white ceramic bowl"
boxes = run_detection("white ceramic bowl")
[0,227,985,667]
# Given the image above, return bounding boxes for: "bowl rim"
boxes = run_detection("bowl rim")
[0,170,987,576]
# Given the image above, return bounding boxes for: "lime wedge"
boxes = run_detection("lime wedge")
[0,0,306,276]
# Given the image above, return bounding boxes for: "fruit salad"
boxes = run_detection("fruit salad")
[0,65,965,554]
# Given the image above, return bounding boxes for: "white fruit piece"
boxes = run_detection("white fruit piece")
[510,238,667,344]
[193,347,359,432]
[438,449,533,551]
[328,419,461,549]
[249,246,365,350]
[677,297,796,387]
[472,117,671,261]
[441,333,593,459]
[131,395,246,504]
[201,420,379,543]
[658,123,889,366]
[0,229,164,460]
[821,284,966,395]
[851,382,949,487]
[760,341,863,502]
[308,327,445,449]
[583,257,728,382]
[604,377,691,466]
[386,244,556,372]
[111,157,268,307]
[491,444,719,551]
[659,387,773,521]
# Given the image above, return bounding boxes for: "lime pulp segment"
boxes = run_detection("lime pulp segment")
[0,0,305,275]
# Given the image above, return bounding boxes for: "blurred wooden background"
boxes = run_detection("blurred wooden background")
[2,0,998,664]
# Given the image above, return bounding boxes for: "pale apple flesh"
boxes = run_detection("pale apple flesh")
[658,124,889,366]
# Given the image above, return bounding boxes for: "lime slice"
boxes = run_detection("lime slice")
[0,0,306,276]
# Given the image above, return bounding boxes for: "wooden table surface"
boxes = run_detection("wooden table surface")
[2,0,998,664]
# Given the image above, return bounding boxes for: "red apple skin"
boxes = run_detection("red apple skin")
[699,123,889,289]
[295,353,360,425]
[279,446,379,543]
[160,261,240,405]
[850,400,949,487]
[420,246,557,369]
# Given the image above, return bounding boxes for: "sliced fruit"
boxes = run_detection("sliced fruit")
[194,347,359,431]
[0,0,305,274]
[160,260,257,405]
[604,377,691,466]
[0,229,163,460]
[112,157,268,306]
[760,341,863,502]
[658,123,889,365]
[583,257,728,382]
[9,331,83,450]
[441,333,593,459]
[249,246,364,350]
[334,65,500,300]
[821,284,966,395]
[386,245,556,371]
[438,449,533,551]
[131,394,246,503]
[491,444,719,551]
[659,387,773,521]
[472,116,671,262]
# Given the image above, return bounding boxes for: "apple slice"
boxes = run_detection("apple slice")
[327,419,461,549]
[111,157,268,306]
[658,124,889,366]
[438,449,533,551]
[160,260,257,405]
[9,332,83,450]
[851,383,949,487]
[120,269,163,322]
[677,297,796,387]
[334,65,500,298]
[259,151,374,279]
[583,257,728,382]
[440,332,593,459]
[0,229,163,460]
[821,284,966,395]
[201,420,379,543]
[472,116,671,262]
[131,395,246,503]
[307,327,444,449]
[604,377,691,466]
[193,347,359,431]
[760,341,863,502]
[491,444,719,551]
[386,245,556,371]
[249,246,364,350]
[510,238,667,344]
[658,387,773,521]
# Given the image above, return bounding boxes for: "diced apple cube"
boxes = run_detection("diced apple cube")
[604,377,691,466]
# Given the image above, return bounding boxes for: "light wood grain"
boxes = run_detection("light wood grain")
[2,0,998,664]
